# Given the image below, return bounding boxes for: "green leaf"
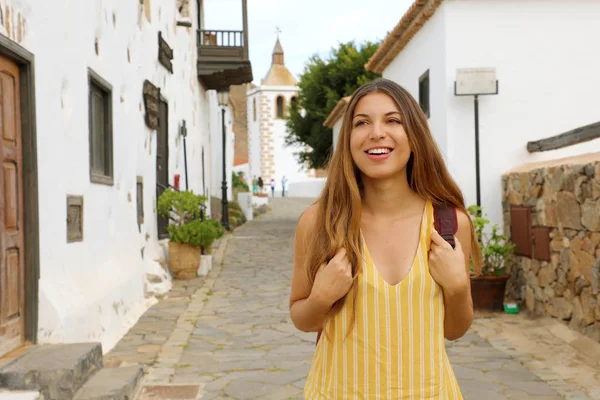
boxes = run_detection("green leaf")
[468,204,516,276]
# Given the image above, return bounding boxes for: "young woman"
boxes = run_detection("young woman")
[289,78,481,399]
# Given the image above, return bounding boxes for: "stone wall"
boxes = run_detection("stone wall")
[502,152,600,342]
[259,92,275,182]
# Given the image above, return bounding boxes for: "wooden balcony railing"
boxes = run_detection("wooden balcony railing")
[198,30,245,47]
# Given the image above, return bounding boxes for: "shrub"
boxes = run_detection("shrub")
[157,188,206,226]
[157,188,224,253]
[232,172,249,192]
[468,205,516,277]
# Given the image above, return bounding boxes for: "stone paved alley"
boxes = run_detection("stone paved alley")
[107,198,600,400]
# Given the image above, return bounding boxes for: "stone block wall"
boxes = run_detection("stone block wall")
[502,153,600,342]
[259,93,275,182]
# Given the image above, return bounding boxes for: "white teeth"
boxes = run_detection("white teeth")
[367,148,391,155]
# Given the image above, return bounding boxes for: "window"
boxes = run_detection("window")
[136,177,144,226]
[253,98,257,121]
[275,96,284,118]
[67,195,84,243]
[88,69,113,185]
[419,70,430,118]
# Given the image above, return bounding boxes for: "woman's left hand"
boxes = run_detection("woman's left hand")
[428,229,469,296]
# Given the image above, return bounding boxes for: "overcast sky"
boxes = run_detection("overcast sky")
[203,0,414,85]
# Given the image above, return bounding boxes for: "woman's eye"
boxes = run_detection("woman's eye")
[354,120,366,127]
[387,119,401,124]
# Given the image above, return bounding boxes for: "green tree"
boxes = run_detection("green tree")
[286,41,381,169]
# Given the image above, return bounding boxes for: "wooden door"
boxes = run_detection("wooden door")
[156,99,169,239]
[0,54,25,356]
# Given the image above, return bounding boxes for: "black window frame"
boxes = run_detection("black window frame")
[88,68,114,185]
[419,69,430,119]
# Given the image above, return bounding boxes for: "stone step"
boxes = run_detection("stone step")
[0,343,103,400]
[73,366,143,400]
[0,390,41,400]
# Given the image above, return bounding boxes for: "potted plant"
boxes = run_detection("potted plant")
[197,217,225,276]
[157,188,207,280]
[468,205,516,311]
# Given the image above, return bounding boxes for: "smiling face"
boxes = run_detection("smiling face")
[349,92,412,181]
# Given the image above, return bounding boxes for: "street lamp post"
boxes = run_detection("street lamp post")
[454,67,498,210]
[180,120,189,190]
[217,90,230,231]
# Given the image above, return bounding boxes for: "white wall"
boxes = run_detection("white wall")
[247,89,262,181]
[332,118,343,153]
[445,0,600,227]
[382,3,448,158]
[287,179,326,198]
[209,94,234,203]
[3,0,211,351]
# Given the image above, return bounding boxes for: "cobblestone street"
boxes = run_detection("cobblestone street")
[107,198,600,400]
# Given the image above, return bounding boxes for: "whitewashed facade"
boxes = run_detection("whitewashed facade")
[366,0,600,228]
[0,0,244,356]
[209,93,234,202]
[324,96,350,154]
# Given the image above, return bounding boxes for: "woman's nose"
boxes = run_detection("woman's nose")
[369,121,385,140]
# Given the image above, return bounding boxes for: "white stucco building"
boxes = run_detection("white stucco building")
[209,92,234,203]
[324,96,350,151]
[362,0,600,228]
[247,38,325,197]
[0,0,252,357]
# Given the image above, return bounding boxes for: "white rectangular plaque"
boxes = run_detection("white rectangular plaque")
[455,68,497,95]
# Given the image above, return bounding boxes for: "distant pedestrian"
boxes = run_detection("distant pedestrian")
[257,176,264,193]
[281,176,288,197]
[270,179,275,197]
[252,176,258,194]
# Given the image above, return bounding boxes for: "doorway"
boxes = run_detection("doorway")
[156,99,169,239]
[0,35,39,356]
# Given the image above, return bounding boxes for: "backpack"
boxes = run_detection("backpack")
[315,204,457,345]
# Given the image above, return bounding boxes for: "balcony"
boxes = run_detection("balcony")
[197,1,253,91]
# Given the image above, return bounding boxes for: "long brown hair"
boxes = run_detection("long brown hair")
[305,78,481,329]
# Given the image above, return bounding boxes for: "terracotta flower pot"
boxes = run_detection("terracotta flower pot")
[470,274,509,311]
[169,242,201,280]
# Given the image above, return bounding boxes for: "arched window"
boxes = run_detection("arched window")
[290,96,298,111]
[253,98,257,121]
[276,96,284,119]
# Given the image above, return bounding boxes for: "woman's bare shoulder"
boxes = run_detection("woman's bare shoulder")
[297,203,319,233]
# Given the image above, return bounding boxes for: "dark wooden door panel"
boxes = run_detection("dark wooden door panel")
[157,100,169,239]
[0,53,25,356]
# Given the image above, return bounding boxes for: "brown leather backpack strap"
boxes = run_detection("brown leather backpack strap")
[433,204,458,248]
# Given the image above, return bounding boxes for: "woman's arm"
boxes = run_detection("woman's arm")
[442,210,473,340]
[289,205,332,332]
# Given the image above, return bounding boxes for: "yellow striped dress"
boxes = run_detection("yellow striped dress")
[304,201,463,399]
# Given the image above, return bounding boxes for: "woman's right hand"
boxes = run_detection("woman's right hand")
[310,248,353,308]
